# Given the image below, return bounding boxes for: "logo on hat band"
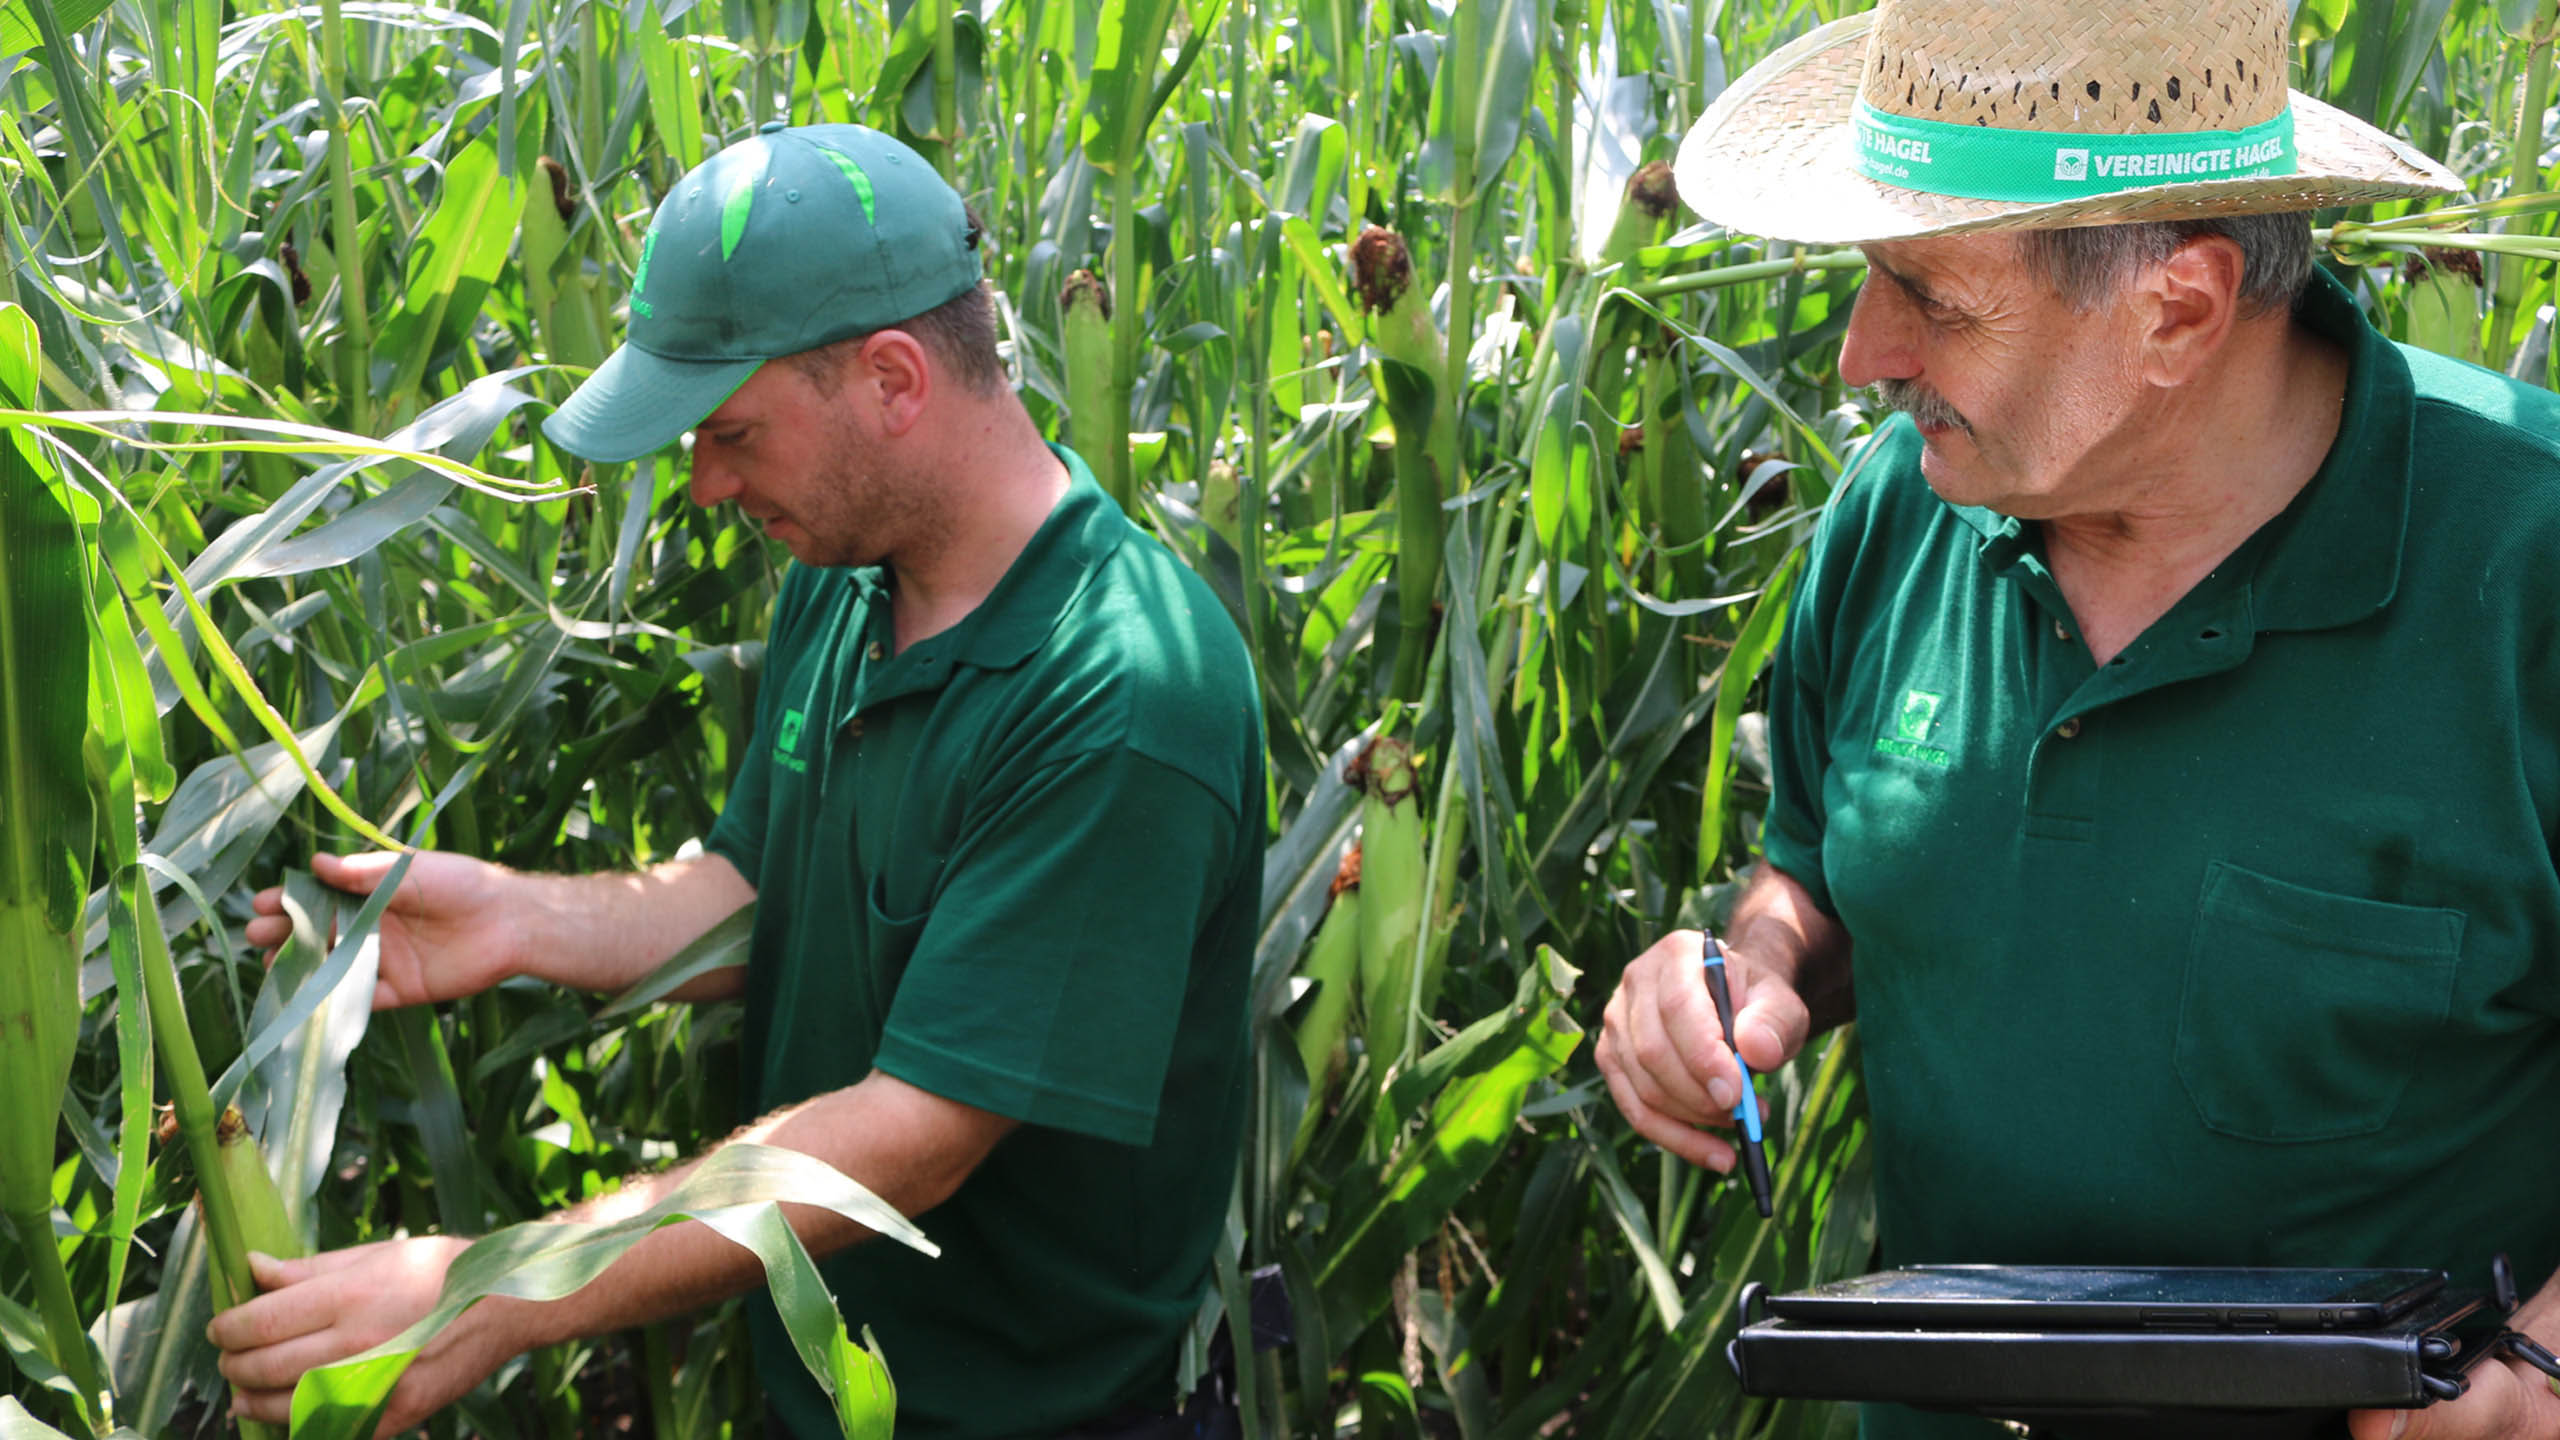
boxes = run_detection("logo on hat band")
[1851,100,2298,204]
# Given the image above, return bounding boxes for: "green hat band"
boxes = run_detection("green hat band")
[1851,99,2298,204]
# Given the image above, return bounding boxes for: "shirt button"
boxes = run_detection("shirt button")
[867,641,885,661]
[2056,717,2084,740]
[2052,617,2069,641]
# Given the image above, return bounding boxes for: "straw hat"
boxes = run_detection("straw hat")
[1674,0,2464,246]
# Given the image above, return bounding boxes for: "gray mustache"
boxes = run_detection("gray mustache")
[1873,379,1971,435]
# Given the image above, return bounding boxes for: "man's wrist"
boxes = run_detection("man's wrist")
[496,866,560,987]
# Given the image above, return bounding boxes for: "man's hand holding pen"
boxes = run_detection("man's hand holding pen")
[1598,928,1810,1185]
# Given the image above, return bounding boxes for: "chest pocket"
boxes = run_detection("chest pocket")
[2175,861,2464,1143]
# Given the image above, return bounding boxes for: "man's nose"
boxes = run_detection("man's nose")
[1836,276,1919,389]
[687,452,740,508]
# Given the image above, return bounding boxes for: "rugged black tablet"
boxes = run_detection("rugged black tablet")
[1764,1265,2447,1330]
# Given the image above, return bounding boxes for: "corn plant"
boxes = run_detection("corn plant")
[5,1,2558,1439]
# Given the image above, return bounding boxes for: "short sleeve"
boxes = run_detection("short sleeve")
[704,728,772,888]
[706,568,819,887]
[1759,489,1852,917]
[872,746,1241,1146]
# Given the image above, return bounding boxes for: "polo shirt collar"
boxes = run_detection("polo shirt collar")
[1941,266,2410,635]
[855,444,1125,703]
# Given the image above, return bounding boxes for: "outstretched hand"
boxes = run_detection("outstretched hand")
[208,1238,533,1437]
[1597,928,1811,1175]
[246,851,523,1009]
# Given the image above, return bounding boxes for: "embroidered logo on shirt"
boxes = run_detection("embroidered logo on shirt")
[773,707,809,774]
[1875,688,1953,769]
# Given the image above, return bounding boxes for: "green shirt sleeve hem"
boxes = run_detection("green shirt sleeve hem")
[872,1034,1159,1147]
[1757,837,1834,917]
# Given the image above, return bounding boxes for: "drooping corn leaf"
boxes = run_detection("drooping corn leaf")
[594,902,756,1021]
[289,1144,934,1440]
[1314,952,1582,1341]
[241,869,381,1235]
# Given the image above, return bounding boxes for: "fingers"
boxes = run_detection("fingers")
[243,913,293,954]
[1599,1058,1736,1172]
[1600,932,1729,1128]
[1735,966,1813,1076]
[207,1246,379,1353]
[1601,929,1824,1175]
[315,850,409,896]
[230,1384,295,1426]
[2349,1356,2560,1440]
[220,1325,360,1393]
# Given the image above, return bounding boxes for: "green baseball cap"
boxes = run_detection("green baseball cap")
[542,121,983,464]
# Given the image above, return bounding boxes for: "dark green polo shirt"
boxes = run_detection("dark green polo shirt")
[704,447,1262,1440]
[1763,271,2560,1440]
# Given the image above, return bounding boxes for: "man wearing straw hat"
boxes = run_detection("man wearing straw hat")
[1596,2,2560,1436]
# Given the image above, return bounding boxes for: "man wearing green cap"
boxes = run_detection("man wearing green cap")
[1596,2,2560,1438]
[212,123,1263,1440]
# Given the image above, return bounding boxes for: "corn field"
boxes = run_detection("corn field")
[4,0,2559,1436]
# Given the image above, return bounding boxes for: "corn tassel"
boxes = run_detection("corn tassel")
[1354,739,1427,1073]
[1290,846,1363,1158]
[1062,270,1121,511]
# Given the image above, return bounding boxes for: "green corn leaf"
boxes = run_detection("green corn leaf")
[377,137,526,401]
[0,1396,82,1440]
[1695,551,1801,886]
[0,0,112,56]
[1316,954,1582,1342]
[1416,0,1549,206]
[242,869,380,1234]
[1078,0,1181,174]
[0,433,90,1227]
[594,903,756,1021]
[289,1144,933,1440]
[638,1,707,173]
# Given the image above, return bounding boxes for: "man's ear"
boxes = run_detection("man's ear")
[2140,233,2246,388]
[856,329,933,437]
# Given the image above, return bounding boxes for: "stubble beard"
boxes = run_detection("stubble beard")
[795,412,934,571]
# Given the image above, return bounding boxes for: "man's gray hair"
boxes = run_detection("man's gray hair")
[2017,212,2315,316]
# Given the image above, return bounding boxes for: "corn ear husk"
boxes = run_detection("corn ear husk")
[1349,230,1453,700]
[1062,271,1119,509]
[205,1109,303,1311]
[1355,739,1427,1073]
[1290,847,1364,1159]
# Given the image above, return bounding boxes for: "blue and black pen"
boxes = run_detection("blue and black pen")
[1701,936,1774,1217]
